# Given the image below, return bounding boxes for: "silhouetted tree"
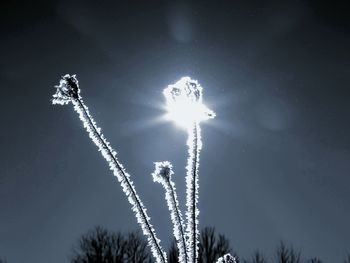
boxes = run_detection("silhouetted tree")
[199,227,233,263]
[168,227,233,263]
[70,226,152,263]
[168,240,179,263]
[275,242,300,263]
[125,232,152,263]
[71,226,349,263]
[243,251,268,263]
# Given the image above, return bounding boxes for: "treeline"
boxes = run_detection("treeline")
[1,226,349,263]
[69,226,350,263]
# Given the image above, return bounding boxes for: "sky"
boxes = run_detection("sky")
[0,1,350,262]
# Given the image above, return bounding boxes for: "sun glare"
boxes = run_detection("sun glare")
[163,77,215,129]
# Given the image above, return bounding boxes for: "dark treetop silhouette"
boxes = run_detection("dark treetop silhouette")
[70,226,345,263]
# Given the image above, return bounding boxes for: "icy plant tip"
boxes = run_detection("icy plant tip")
[52,74,80,105]
[153,161,174,183]
[163,77,215,129]
[216,254,236,263]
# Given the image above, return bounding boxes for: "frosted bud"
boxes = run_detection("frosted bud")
[152,161,174,183]
[52,74,80,105]
[164,77,202,104]
[217,254,236,263]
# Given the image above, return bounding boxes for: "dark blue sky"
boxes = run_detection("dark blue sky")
[0,1,350,262]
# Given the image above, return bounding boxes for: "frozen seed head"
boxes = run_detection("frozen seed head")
[217,254,236,263]
[163,77,215,129]
[52,74,80,105]
[152,161,174,183]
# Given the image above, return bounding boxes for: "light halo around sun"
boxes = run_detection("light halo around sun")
[163,77,215,130]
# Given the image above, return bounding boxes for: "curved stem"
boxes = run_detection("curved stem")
[72,98,167,263]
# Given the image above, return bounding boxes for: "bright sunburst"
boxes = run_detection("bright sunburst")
[163,77,215,129]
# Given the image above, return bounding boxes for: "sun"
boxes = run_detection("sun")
[163,77,215,129]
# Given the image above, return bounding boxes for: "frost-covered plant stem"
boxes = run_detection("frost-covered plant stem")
[163,77,215,263]
[53,75,167,263]
[185,121,202,263]
[72,101,167,263]
[153,162,188,263]
[168,179,189,263]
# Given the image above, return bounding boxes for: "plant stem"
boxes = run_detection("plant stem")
[72,97,167,263]
[165,176,189,263]
[185,121,201,263]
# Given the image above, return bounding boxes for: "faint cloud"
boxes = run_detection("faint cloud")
[167,3,196,43]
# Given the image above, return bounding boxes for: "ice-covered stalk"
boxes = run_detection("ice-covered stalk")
[216,254,236,263]
[152,162,188,263]
[52,74,167,263]
[185,121,201,263]
[163,77,215,263]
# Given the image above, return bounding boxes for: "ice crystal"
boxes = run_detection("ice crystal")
[153,162,188,263]
[52,75,167,263]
